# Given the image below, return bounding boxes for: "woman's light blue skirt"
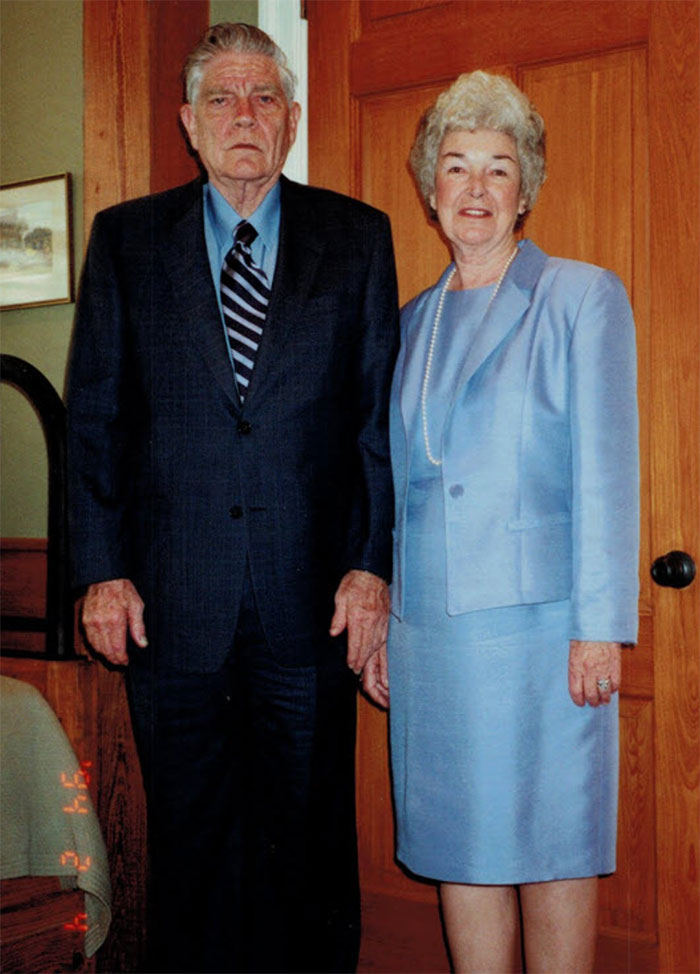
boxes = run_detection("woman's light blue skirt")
[388,476,619,885]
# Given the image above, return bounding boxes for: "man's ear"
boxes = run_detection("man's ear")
[180,103,198,150]
[288,101,302,148]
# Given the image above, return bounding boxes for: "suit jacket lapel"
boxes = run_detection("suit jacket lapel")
[446,240,548,415]
[242,177,323,407]
[161,180,241,409]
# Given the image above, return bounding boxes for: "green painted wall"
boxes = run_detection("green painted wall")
[0,0,257,538]
[210,0,257,28]
[1,0,83,538]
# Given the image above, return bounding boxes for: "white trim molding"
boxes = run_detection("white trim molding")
[258,0,308,185]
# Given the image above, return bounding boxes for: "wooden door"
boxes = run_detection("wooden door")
[308,3,699,972]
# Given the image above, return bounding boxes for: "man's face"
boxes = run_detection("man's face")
[180,51,300,205]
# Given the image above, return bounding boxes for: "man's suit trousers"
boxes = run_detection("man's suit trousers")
[127,569,360,974]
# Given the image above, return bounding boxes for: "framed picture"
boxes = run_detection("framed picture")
[0,173,73,310]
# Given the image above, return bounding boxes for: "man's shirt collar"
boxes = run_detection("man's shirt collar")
[205,180,281,256]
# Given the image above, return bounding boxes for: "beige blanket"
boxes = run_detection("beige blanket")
[0,675,112,956]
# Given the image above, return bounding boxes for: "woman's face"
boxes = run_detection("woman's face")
[430,128,526,258]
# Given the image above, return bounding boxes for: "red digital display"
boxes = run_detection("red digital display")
[60,760,94,933]
[60,851,92,873]
[60,761,91,815]
[63,912,88,933]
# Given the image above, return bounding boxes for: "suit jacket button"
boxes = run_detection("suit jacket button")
[229,505,243,519]
[237,420,252,434]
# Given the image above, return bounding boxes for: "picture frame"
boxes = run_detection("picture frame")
[0,173,73,311]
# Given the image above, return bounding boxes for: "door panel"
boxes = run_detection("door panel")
[309,3,699,971]
[610,696,656,936]
[359,85,448,305]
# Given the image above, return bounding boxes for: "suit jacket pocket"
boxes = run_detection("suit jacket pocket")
[507,511,572,531]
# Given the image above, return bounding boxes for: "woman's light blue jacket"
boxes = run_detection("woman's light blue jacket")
[390,239,640,642]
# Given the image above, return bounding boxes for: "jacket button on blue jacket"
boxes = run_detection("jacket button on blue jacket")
[229,505,243,519]
[237,420,252,434]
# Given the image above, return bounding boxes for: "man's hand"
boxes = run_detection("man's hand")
[329,569,390,674]
[81,578,148,666]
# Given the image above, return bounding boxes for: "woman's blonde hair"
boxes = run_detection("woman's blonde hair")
[410,71,546,226]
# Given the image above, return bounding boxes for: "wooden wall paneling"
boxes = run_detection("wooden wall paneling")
[593,930,659,974]
[45,656,99,785]
[599,696,657,940]
[522,51,639,277]
[308,0,358,196]
[359,85,447,304]
[148,0,208,195]
[0,539,47,618]
[83,0,151,237]
[357,695,436,903]
[92,665,147,974]
[84,0,208,239]
[356,695,448,969]
[349,1,650,98]
[1,657,51,711]
[362,0,449,27]
[358,888,449,974]
[621,613,654,699]
[1,538,47,655]
[595,693,658,973]
[648,4,700,972]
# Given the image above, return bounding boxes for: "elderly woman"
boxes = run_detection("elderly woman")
[363,72,639,972]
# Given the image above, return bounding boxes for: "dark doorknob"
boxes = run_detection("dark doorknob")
[650,551,696,589]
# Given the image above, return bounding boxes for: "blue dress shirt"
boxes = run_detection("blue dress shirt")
[203,181,281,368]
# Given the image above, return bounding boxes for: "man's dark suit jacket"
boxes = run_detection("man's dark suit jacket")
[67,176,399,671]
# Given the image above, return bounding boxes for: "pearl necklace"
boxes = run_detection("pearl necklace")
[421,246,519,466]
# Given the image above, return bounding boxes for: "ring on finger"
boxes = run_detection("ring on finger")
[596,677,611,692]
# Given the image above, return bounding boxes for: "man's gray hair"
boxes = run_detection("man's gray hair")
[410,71,546,226]
[183,22,297,106]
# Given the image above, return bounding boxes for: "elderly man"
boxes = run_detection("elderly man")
[67,23,398,973]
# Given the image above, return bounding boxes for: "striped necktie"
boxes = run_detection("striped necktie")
[220,220,270,401]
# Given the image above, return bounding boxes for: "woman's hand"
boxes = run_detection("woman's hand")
[361,642,390,709]
[568,640,621,707]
